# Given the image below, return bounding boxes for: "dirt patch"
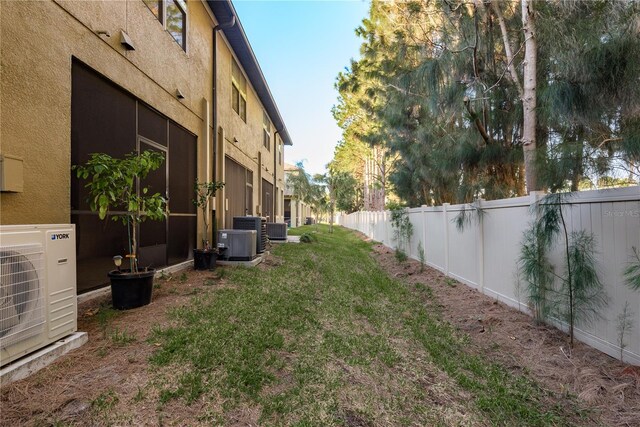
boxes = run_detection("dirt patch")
[0,268,225,426]
[258,252,285,270]
[370,243,640,426]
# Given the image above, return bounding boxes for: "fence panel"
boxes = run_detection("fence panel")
[338,186,640,364]
[482,197,532,309]
[446,205,479,288]
[407,208,423,260]
[424,208,446,272]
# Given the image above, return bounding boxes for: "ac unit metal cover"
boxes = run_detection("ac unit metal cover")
[266,223,287,241]
[232,216,266,254]
[217,229,257,261]
[0,224,78,367]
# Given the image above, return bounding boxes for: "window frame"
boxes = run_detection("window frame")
[165,0,187,50]
[263,112,271,151]
[142,0,187,52]
[232,59,247,122]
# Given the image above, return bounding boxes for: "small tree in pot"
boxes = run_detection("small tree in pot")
[73,150,167,309]
[193,179,225,270]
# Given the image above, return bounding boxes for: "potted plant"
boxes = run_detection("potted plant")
[193,179,225,270]
[74,150,168,310]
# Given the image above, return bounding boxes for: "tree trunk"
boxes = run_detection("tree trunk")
[522,0,539,193]
[130,218,138,272]
[491,1,524,97]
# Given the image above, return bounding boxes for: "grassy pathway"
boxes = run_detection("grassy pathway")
[150,225,585,426]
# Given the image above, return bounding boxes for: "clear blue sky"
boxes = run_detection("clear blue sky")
[232,0,369,176]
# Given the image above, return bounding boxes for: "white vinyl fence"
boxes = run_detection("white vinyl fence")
[338,187,640,364]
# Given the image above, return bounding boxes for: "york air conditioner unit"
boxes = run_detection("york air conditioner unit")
[217,230,257,261]
[0,225,78,367]
[266,223,287,241]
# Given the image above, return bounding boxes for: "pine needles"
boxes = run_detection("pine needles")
[624,246,640,291]
[518,193,607,347]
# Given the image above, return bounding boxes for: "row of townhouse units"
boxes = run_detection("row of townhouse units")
[0,0,293,293]
[283,163,312,228]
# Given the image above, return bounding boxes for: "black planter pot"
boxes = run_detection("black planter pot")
[108,269,155,310]
[193,249,217,270]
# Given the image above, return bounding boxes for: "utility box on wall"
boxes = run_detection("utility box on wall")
[0,154,24,192]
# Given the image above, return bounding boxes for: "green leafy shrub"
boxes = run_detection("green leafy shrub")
[417,241,425,271]
[299,232,316,243]
[389,203,413,263]
[73,151,167,272]
[518,193,607,346]
[394,248,408,263]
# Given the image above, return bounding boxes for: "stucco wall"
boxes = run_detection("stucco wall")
[0,0,216,227]
[215,32,285,224]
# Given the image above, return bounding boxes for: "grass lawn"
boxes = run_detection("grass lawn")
[146,225,585,426]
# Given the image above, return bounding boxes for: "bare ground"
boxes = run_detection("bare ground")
[1,269,232,426]
[369,243,640,427]
[1,244,639,426]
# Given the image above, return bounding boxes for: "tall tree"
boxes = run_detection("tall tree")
[333,0,640,206]
[521,0,539,192]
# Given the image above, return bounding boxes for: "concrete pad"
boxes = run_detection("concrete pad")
[287,236,301,243]
[1,332,88,386]
[217,254,264,267]
[269,238,288,244]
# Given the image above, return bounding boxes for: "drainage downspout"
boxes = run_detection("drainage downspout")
[273,130,280,222]
[212,16,236,235]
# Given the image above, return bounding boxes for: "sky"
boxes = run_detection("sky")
[232,0,370,176]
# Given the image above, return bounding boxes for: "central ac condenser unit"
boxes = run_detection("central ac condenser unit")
[266,223,287,241]
[0,224,78,367]
[233,216,266,253]
[217,230,257,261]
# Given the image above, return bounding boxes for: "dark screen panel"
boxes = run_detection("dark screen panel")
[167,122,196,259]
[246,170,253,216]
[138,242,167,269]
[262,179,273,221]
[168,216,196,265]
[139,141,167,248]
[71,61,196,292]
[72,214,130,292]
[225,156,248,228]
[71,61,136,211]
[138,103,168,146]
[284,199,291,218]
[71,61,137,293]
[168,122,197,214]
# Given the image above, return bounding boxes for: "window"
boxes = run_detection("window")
[166,0,186,49]
[143,0,162,20]
[278,139,282,165]
[142,0,187,51]
[232,59,247,122]
[232,85,240,113]
[263,112,271,151]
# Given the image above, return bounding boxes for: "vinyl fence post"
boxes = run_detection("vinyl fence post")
[384,210,389,247]
[421,205,428,263]
[443,203,450,276]
[476,198,485,292]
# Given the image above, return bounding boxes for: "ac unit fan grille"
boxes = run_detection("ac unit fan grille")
[0,244,45,349]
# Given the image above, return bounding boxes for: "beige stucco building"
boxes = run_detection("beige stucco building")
[0,0,292,292]
[284,163,312,228]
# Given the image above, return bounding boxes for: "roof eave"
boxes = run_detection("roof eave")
[205,0,293,146]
